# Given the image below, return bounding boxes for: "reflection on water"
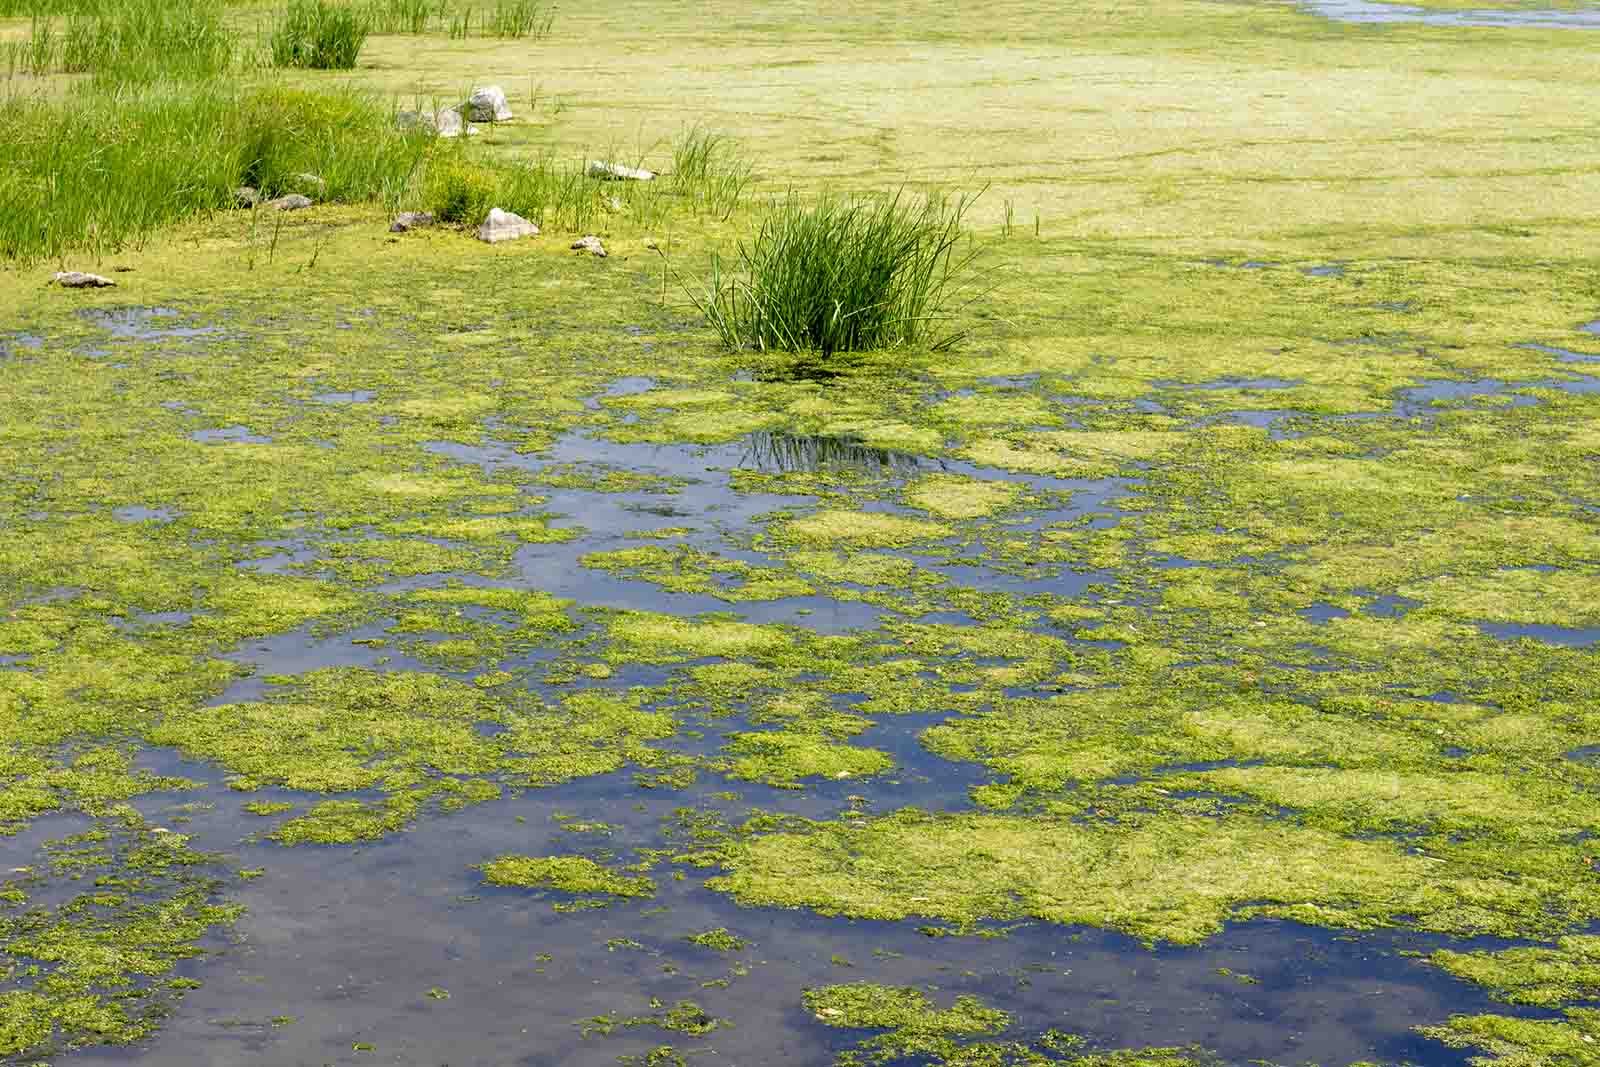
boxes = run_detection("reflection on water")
[740,430,935,476]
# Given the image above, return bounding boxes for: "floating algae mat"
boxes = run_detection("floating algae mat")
[5,0,1600,1064]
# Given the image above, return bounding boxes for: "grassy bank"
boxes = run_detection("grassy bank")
[0,84,431,263]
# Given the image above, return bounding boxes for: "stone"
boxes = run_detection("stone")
[53,271,115,289]
[266,194,313,212]
[434,107,465,138]
[234,185,259,208]
[289,172,327,196]
[397,107,473,138]
[587,159,656,182]
[570,235,607,257]
[389,211,437,233]
[465,85,512,122]
[476,207,539,244]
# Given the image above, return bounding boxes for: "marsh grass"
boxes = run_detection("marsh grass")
[671,125,753,221]
[690,191,983,356]
[0,84,430,263]
[272,0,370,70]
[414,129,752,233]
[3,0,234,83]
[362,0,552,37]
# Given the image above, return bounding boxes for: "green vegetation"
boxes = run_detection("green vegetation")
[3,0,1600,1062]
[692,191,981,357]
[479,855,657,898]
[0,83,429,262]
[0,0,234,82]
[272,0,371,70]
[1433,937,1600,1007]
[684,927,748,952]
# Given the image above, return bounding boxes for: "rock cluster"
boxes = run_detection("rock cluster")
[465,85,512,122]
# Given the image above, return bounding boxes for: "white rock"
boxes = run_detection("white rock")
[570,235,607,257]
[434,107,465,138]
[390,211,437,233]
[476,207,539,244]
[234,185,259,208]
[587,159,655,182]
[53,271,115,288]
[267,194,313,212]
[465,85,512,122]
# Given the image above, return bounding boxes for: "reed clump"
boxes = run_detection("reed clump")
[272,0,371,70]
[692,192,982,356]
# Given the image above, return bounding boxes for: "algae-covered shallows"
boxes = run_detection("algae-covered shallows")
[3,0,1600,1063]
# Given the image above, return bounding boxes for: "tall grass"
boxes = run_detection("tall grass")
[2,0,234,83]
[272,0,370,70]
[691,192,982,356]
[670,125,752,221]
[361,0,552,37]
[0,84,431,263]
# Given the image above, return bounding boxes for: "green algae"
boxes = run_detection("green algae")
[478,855,656,898]
[1420,1009,1600,1067]
[0,823,238,1059]
[146,668,672,842]
[721,731,892,788]
[684,927,747,952]
[1433,937,1600,1007]
[708,808,1600,945]
[775,510,952,548]
[805,982,1009,1035]
[0,1,1598,1060]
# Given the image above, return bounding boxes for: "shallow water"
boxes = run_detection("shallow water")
[1303,0,1600,28]
[51,757,1525,1067]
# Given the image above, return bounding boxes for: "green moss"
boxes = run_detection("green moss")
[479,855,656,898]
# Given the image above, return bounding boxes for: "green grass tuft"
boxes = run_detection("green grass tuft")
[691,191,983,357]
[272,0,371,70]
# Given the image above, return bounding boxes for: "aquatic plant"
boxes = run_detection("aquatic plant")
[690,191,983,357]
[272,0,371,70]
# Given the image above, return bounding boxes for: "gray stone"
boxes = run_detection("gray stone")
[434,107,465,138]
[234,185,259,208]
[397,107,474,138]
[476,207,539,244]
[266,194,313,212]
[390,211,437,233]
[587,159,656,182]
[53,271,115,289]
[465,85,512,122]
[570,235,607,257]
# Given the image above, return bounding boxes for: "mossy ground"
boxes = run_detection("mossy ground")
[4,0,1600,1063]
